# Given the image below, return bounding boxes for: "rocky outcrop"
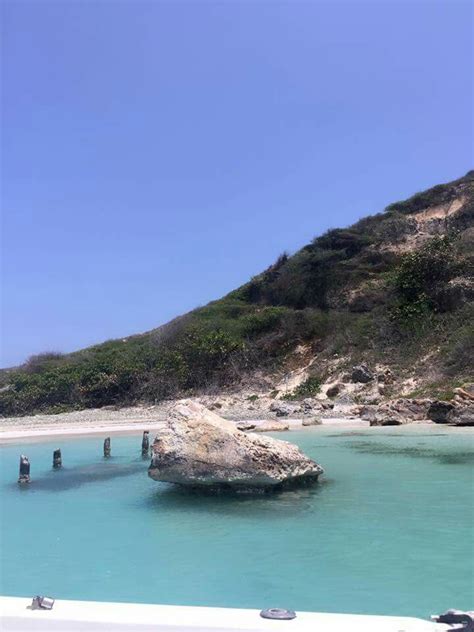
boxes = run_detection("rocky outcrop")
[326,384,341,398]
[448,404,474,426]
[334,393,356,407]
[251,420,290,432]
[361,395,473,426]
[393,398,429,420]
[269,401,300,417]
[236,420,290,432]
[236,421,257,431]
[370,415,402,427]
[351,364,374,383]
[454,386,474,401]
[302,417,322,426]
[268,398,327,417]
[432,388,474,425]
[377,368,394,384]
[363,398,430,425]
[300,399,315,414]
[427,401,455,423]
[321,400,335,410]
[148,400,323,490]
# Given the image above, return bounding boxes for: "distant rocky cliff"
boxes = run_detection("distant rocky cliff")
[1,171,473,418]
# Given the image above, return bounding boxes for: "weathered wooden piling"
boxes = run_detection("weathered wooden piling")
[18,455,31,483]
[141,431,150,456]
[103,437,111,458]
[53,449,62,469]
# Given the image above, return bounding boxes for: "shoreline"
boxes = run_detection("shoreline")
[0,421,167,445]
[1,415,471,446]
[0,417,366,445]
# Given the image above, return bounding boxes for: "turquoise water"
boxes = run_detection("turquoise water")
[0,427,473,618]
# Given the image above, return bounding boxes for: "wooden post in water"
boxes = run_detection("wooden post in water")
[18,455,31,483]
[141,431,150,456]
[53,449,62,469]
[103,437,111,458]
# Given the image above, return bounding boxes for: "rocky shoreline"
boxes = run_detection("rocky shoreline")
[0,388,472,442]
[1,368,472,441]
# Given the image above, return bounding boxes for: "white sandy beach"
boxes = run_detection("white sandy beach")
[0,405,169,443]
[0,416,372,444]
[0,399,382,444]
[2,403,471,445]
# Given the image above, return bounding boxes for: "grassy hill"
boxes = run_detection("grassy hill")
[1,171,473,417]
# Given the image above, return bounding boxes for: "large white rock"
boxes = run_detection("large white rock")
[148,400,323,490]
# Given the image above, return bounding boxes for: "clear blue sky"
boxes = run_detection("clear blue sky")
[1,0,472,367]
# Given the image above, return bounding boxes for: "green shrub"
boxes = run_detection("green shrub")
[282,376,321,400]
[240,307,288,337]
[177,329,245,387]
[22,352,66,374]
[390,235,462,329]
[316,228,373,256]
[443,319,474,378]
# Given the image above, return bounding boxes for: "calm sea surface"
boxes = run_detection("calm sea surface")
[0,427,473,618]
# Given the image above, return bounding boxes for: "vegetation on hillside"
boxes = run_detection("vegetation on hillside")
[1,172,473,416]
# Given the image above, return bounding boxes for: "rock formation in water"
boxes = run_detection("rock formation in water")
[53,449,62,469]
[18,455,30,483]
[141,431,150,456]
[103,437,111,458]
[148,400,323,490]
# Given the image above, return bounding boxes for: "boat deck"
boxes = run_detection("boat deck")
[0,596,451,631]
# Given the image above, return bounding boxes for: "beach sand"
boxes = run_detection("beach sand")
[0,416,373,444]
[2,400,471,445]
[0,401,378,444]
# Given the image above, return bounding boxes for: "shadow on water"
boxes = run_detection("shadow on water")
[8,459,148,493]
[141,476,334,518]
[325,431,372,438]
[325,431,449,438]
[345,440,474,466]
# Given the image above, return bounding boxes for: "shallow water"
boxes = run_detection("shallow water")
[0,427,473,618]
